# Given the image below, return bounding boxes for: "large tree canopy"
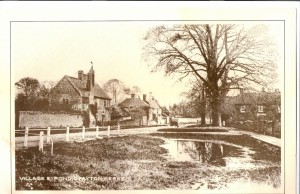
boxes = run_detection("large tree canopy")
[15,77,40,98]
[143,24,278,126]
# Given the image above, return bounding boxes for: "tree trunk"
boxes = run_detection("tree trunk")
[211,96,222,127]
[200,88,206,126]
[200,113,206,126]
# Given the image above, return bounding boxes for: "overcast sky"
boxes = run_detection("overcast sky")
[11,21,284,106]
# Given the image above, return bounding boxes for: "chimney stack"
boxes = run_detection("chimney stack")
[131,94,135,99]
[143,94,147,101]
[78,70,84,80]
[149,92,152,101]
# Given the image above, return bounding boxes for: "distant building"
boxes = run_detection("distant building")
[161,106,170,124]
[143,92,163,125]
[111,92,166,126]
[232,88,281,121]
[116,94,150,126]
[48,66,111,126]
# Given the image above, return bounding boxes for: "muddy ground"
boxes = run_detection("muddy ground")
[15,134,281,190]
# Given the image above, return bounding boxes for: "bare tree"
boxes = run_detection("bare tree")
[131,85,142,97]
[184,80,207,125]
[143,24,278,126]
[103,79,131,105]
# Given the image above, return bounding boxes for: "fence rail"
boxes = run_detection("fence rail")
[16,125,121,152]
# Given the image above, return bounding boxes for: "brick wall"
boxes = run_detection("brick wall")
[19,111,82,128]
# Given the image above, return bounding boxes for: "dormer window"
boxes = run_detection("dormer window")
[258,105,264,113]
[240,105,246,113]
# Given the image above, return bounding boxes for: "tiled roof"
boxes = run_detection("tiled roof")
[93,83,111,99]
[234,91,281,105]
[146,98,161,109]
[66,76,111,99]
[111,105,130,117]
[161,106,170,116]
[118,97,150,108]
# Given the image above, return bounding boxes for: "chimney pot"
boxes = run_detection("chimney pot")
[78,70,84,80]
[131,94,135,99]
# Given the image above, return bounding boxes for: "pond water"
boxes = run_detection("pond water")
[160,139,255,168]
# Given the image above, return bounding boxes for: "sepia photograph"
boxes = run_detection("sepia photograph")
[0,1,298,194]
[12,20,284,191]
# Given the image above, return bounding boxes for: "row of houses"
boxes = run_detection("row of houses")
[18,65,281,128]
[47,66,170,127]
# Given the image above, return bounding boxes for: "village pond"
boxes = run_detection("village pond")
[15,133,281,191]
[160,139,244,167]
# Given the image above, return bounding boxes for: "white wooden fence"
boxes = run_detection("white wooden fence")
[16,125,121,154]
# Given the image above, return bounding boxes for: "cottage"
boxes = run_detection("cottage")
[233,88,281,121]
[161,106,170,124]
[116,94,150,126]
[111,92,165,126]
[143,93,163,125]
[48,66,111,126]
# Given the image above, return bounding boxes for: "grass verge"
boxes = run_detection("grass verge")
[16,135,280,190]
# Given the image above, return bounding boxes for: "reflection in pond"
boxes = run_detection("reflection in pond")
[162,140,228,166]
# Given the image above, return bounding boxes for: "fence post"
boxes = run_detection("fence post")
[96,126,99,138]
[24,127,29,147]
[39,131,44,152]
[66,126,69,142]
[82,126,85,140]
[117,124,120,134]
[107,126,110,137]
[47,127,51,144]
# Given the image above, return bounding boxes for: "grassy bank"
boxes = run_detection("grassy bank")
[15,135,280,190]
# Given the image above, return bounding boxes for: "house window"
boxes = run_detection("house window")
[62,98,69,104]
[103,99,110,108]
[257,105,264,113]
[240,105,246,113]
